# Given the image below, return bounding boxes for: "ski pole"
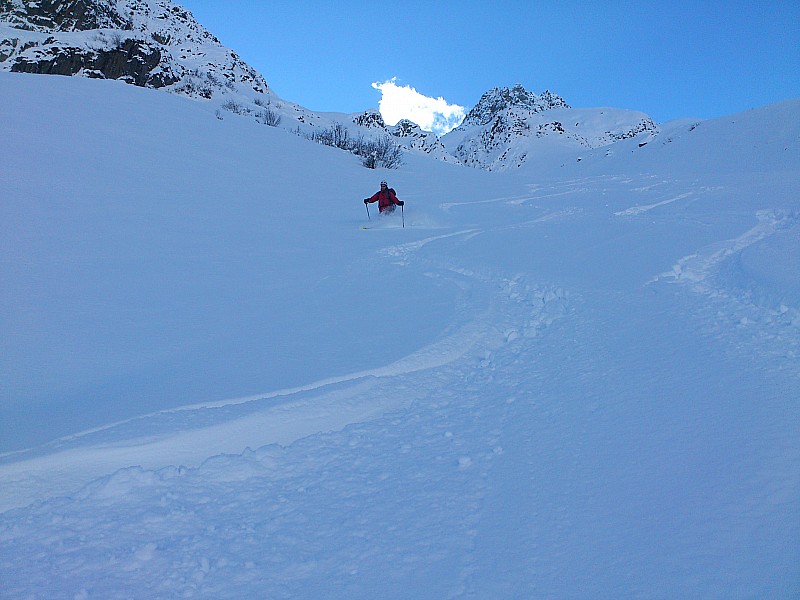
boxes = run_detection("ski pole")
[365,201,371,221]
[401,204,404,228]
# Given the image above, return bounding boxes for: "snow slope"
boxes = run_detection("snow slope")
[1,72,799,598]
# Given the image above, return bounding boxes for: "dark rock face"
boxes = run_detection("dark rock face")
[9,37,178,87]
[1,1,166,86]
[1,0,131,32]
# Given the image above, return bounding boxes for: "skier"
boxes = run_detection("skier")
[364,181,404,213]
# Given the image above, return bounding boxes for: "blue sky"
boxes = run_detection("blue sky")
[179,0,799,128]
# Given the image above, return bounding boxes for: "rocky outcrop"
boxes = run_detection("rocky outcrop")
[9,36,177,87]
[352,110,386,129]
[460,84,569,128]
[0,0,271,98]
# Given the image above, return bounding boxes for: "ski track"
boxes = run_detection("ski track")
[379,228,479,262]
[440,179,603,211]
[614,191,695,215]
[617,184,725,216]
[0,226,569,515]
[648,208,800,374]
[651,209,796,289]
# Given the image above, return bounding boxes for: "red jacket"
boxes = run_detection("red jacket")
[366,188,401,212]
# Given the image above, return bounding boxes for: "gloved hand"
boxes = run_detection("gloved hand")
[397,200,404,206]
[364,199,369,204]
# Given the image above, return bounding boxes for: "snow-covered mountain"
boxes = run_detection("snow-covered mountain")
[1,2,662,170]
[441,84,658,171]
[460,84,571,126]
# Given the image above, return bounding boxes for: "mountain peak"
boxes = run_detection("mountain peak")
[461,84,570,127]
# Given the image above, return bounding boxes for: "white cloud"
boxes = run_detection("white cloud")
[371,79,465,136]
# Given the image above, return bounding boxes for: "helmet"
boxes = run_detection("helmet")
[380,181,387,186]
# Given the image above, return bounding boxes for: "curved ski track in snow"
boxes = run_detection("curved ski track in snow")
[649,208,800,370]
[651,209,798,289]
[0,226,569,513]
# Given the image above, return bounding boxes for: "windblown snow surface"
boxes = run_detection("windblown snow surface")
[1,72,799,598]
